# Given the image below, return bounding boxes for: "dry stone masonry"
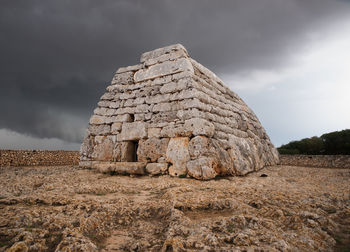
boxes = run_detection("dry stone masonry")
[0,150,79,167]
[280,155,350,169]
[80,44,279,179]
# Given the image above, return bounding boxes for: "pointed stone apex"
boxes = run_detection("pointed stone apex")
[140,44,189,63]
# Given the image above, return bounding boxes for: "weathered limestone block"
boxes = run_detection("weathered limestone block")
[225,117,239,129]
[179,98,212,112]
[100,92,115,101]
[151,75,173,86]
[148,128,161,138]
[152,102,178,113]
[80,135,94,160]
[134,58,194,83]
[138,138,169,162]
[98,100,122,109]
[166,137,190,177]
[116,64,142,74]
[135,104,152,113]
[231,129,249,138]
[184,118,215,137]
[160,125,192,138]
[88,125,111,136]
[79,160,92,168]
[228,135,256,175]
[120,91,136,100]
[208,139,235,175]
[151,111,178,123]
[188,136,209,159]
[97,100,111,108]
[187,157,218,180]
[93,161,146,175]
[144,50,188,66]
[176,108,205,121]
[271,147,280,165]
[134,114,145,121]
[112,114,133,123]
[111,100,124,108]
[89,115,107,125]
[171,69,195,81]
[93,107,116,116]
[212,122,235,135]
[111,122,122,134]
[112,142,121,162]
[140,44,188,62]
[91,136,114,161]
[115,107,136,115]
[213,131,229,141]
[145,163,168,175]
[138,86,161,97]
[117,122,147,141]
[123,99,134,107]
[228,148,251,176]
[145,93,170,104]
[188,136,234,178]
[157,157,167,163]
[159,78,191,94]
[145,113,152,120]
[169,89,197,101]
[133,97,145,105]
[111,71,134,85]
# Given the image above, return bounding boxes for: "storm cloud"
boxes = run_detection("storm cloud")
[1,0,350,149]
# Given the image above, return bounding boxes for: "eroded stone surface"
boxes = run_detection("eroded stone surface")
[166,137,190,177]
[117,122,147,141]
[134,58,194,83]
[184,118,215,137]
[145,163,168,175]
[138,138,169,162]
[92,161,146,174]
[187,157,218,180]
[1,165,348,251]
[91,136,114,161]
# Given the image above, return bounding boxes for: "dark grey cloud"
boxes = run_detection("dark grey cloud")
[1,0,350,147]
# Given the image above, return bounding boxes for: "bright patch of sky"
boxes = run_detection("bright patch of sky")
[222,22,350,146]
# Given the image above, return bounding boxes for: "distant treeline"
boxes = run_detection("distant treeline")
[278,129,350,155]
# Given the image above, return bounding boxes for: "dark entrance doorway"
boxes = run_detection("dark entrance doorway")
[122,141,138,162]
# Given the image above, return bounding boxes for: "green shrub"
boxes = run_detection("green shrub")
[278,129,350,155]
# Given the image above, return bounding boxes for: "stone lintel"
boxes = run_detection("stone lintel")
[117,122,147,141]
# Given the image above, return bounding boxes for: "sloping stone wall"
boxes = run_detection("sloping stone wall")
[280,155,350,168]
[0,150,80,167]
[80,44,279,179]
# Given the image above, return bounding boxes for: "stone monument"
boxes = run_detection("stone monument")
[80,44,279,180]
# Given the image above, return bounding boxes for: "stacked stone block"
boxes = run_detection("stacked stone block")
[80,44,279,179]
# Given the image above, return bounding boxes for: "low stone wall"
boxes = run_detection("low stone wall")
[0,150,80,167]
[280,154,350,168]
[2,150,349,169]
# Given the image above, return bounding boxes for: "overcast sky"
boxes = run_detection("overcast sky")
[1,0,349,150]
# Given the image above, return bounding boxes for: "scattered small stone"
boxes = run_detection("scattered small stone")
[0,165,348,251]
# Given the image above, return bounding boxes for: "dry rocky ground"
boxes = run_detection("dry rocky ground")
[0,165,349,252]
